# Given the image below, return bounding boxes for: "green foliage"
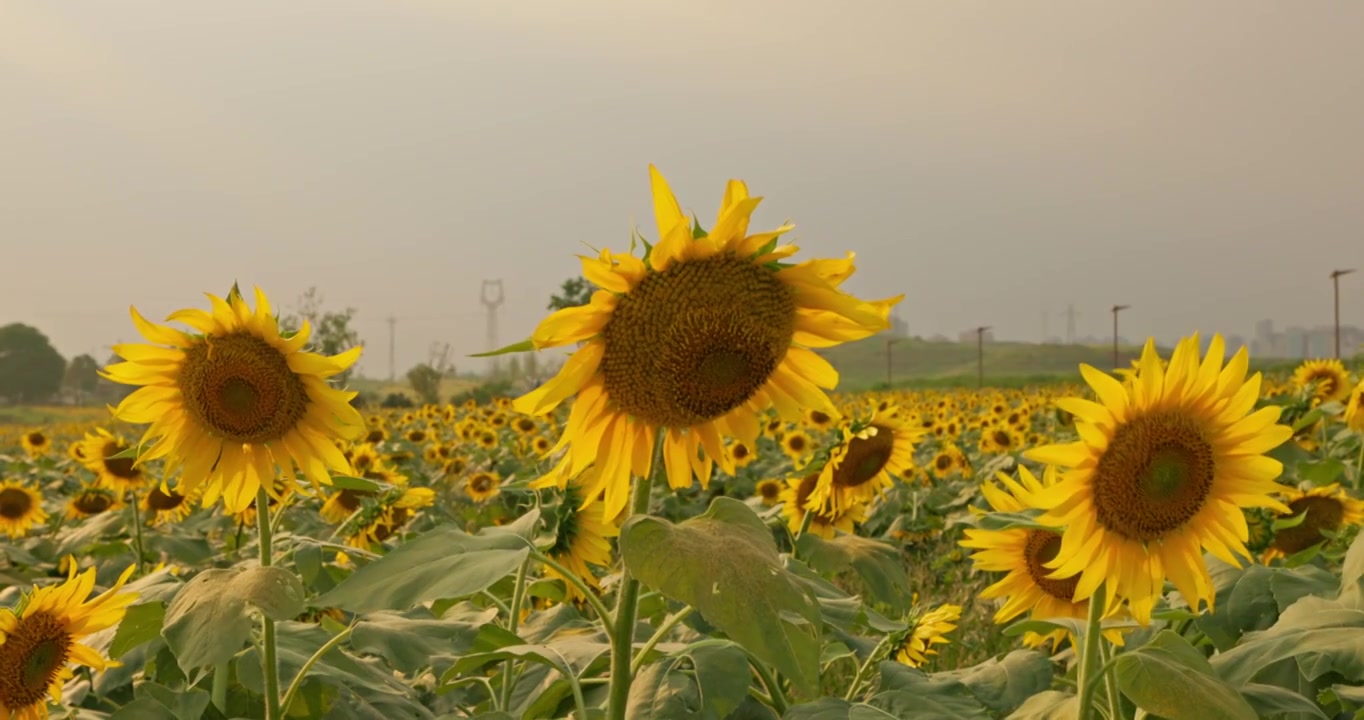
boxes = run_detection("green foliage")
[63,353,100,403]
[279,286,362,386]
[161,565,306,671]
[451,378,516,406]
[548,276,593,311]
[0,322,65,403]
[1113,631,1258,719]
[406,362,444,405]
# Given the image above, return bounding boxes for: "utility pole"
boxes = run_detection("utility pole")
[386,315,397,381]
[1331,269,1355,359]
[975,326,990,388]
[885,337,900,388]
[482,280,506,377]
[1112,305,1130,370]
[1065,303,1078,344]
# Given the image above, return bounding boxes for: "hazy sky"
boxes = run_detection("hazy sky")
[4,1,1362,377]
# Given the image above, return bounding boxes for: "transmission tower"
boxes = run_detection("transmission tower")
[386,315,397,381]
[482,280,505,376]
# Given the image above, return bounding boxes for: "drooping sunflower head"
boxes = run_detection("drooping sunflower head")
[104,286,364,513]
[779,473,867,539]
[344,487,434,549]
[1292,358,1351,406]
[0,481,48,540]
[1266,483,1364,561]
[893,603,961,668]
[545,478,620,599]
[76,429,146,491]
[510,166,902,518]
[19,431,50,459]
[65,485,122,521]
[806,406,921,514]
[0,562,137,717]
[1344,378,1364,432]
[1025,333,1294,624]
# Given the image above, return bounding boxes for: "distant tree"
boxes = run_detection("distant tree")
[406,363,442,406]
[279,287,362,386]
[507,356,523,381]
[524,351,539,382]
[92,353,137,405]
[0,324,66,404]
[380,392,414,409]
[548,276,593,311]
[63,354,100,405]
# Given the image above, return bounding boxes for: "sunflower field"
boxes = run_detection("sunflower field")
[4,168,1364,720]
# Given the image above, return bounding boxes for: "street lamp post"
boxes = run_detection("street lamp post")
[1112,305,1130,370]
[1331,269,1355,359]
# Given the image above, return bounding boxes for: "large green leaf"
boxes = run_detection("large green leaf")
[350,606,499,676]
[1339,528,1364,610]
[1115,630,1257,719]
[161,565,306,671]
[620,498,822,694]
[930,650,1053,716]
[110,601,166,659]
[626,642,752,720]
[1004,691,1078,719]
[315,519,535,613]
[863,690,992,719]
[795,533,915,614]
[1238,683,1329,719]
[1211,596,1364,686]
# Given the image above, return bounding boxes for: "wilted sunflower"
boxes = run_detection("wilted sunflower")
[806,406,919,514]
[0,481,47,540]
[1025,334,1294,624]
[19,432,50,459]
[0,563,137,720]
[1292,358,1350,406]
[545,477,619,600]
[103,286,364,512]
[65,486,122,521]
[466,472,501,503]
[959,467,1125,650]
[780,473,866,539]
[513,166,900,518]
[1344,378,1364,432]
[894,604,961,668]
[76,429,146,492]
[142,485,198,527]
[1265,483,1364,561]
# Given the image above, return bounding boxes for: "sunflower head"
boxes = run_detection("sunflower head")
[1344,378,1364,432]
[1292,358,1351,406]
[780,473,866,539]
[806,406,920,514]
[893,604,961,668]
[0,481,48,540]
[1025,333,1294,624]
[1267,483,1364,560]
[77,429,145,491]
[19,431,50,459]
[65,485,122,521]
[104,286,364,513]
[545,478,620,599]
[466,472,502,503]
[755,479,783,505]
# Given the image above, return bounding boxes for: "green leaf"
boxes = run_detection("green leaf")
[315,522,532,613]
[796,533,915,614]
[864,689,992,719]
[136,681,212,720]
[872,663,993,717]
[1339,526,1364,610]
[692,214,708,238]
[161,565,305,671]
[470,339,534,358]
[1239,683,1330,719]
[782,697,854,719]
[1292,407,1326,432]
[1114,630,1257,719]
[930,650,1053,716]
[1211,596,1364,686]
[628,657,701,720]
[329,475,393,493]
[351,607,499,676]
[110,601,166,659]
[1005,690,1079,719]
[620,498,822,695]
[108,697,179,720]
[1299,458,1346,486]
[689,643,752,720]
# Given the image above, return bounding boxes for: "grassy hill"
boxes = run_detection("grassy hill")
[350,376,479,404]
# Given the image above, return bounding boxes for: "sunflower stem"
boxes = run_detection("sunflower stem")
[630,606,695,675]
[532,549,615,628]
[844,634,892,701]
[127,489,146,576]
[1099,640,1124,720]
[1075,590,1107,720]
[606,443,661,720]
[500,555,532,709]
[279,621,355,715]
[256,485,283,720]
[211,660,230,713]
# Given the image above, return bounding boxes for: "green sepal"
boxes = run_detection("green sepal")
[691,214,708,239]
[469,339,534,358]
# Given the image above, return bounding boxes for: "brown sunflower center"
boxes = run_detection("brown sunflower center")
[934,454,953,471]
[72,491,115,515]
[1092,409,1215,541]
[407,430,427,443]
[992,430,1013,448]
[600,253,795,428]
[145,487,186,511]
[786,436,807,453]
[810,411,830,425]
[364,429,385,444]
[758,481,782,501]
[177,332,310,445]
[732,444,750,460]
[25,433,46,447]
[0,488,33,519]
[1023,530,1079,602]
[0,611,72,709]
[334,489,368,513]
[1272,495,1346,555]
[471,475,496,493]
[100,441,142,480]
[834,426,895,489]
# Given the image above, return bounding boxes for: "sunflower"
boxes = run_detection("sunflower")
[1265,483,1364,561]
[348,444,381,476]
[103,286,364,513]
[781,430,814,466]
[0,482,47,540]
[805,409,835,430]
[780,473,866,539]
[64,486,122,521]
[344,488,435,549]
[959,467,1125,649]
[142,485,198,526]
[362,425,388,445]
[1344,378,1364,433]
[513,417,538,437]
[0,562,137,720]
[1024,334,1294,624]
[512,166,900,518]
[76,429,146,492]
[978,425,1023,455]
[531,437,552,456]
[19,432,50,459]
[754,479,784,506]
[319,458,407,523]
[65,443,87,464]
[894,604,961,668]
[466,472,502,503]
[404,427,429,444]
[806,406,919,514]
[476,431,499,451]
[1292,358,1351,406]
[545,477,619,600]
[929,443,969,480]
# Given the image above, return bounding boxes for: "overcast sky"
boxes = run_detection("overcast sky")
[3,1,1362,377]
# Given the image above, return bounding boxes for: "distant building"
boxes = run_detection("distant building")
[1245,322,1363,358]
